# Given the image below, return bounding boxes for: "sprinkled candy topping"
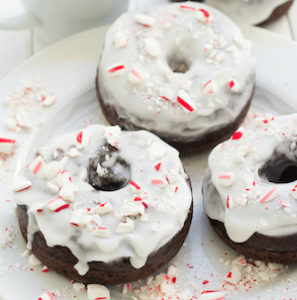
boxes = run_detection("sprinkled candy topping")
[177,90,196,112]
[144,37,161,58]
[47,197,70,212]
[113,31,129,48]
[10,176,32,192]
[87,284,110,300]
[231,131,243,140]
[134,13,156,27]
[0,137,17,155]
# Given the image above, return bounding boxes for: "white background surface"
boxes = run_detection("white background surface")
[0,0,296,80]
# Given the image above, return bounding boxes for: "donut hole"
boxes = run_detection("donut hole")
[259,155,297,183]
[87,143,131,191]
[167,52,191,73]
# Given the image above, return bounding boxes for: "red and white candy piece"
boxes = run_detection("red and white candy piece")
[29,202,45,213]
[10,176,32,192]
[70,209,97,228]
[104,126,121,148]
[167,169,179,184]
[226,195,235,209]
[56,170,72,187]
[228,79,240,93]
[235,193,249,206]
[120,202,144,217]
[108,64,125,75]
[144,36,161,58]
[47,197,70,212]
[116,217,135,234]
[15,108,32,129]
[196,9,212,24]
[258,187,278,203]
[130,180,141,193]
[113,31,129,48]
[27,155,44,175]
[151,178,168,187]
[0,137,17,155]
[38,292,54,300]
[203,80,216,95]
[41,94,56,107]
[148,141,166,161]
[218,172,235,187]
[159,87,173,102]
[87,284,110,300]
[177,90,196,112]
[68,147,81,158]
[134,13,156,27]
[94,202,113,215]
[224,266,241,285]
[92,226,110,238]
[75,129,90,150]
[199,290,225,300]
[47,182,59,194]
[42,161,61,180]
[73,282,85,293]
[122,282,132,294]
[59,184,76,202]
[128,67,146,85]
[291,185,297,199]
[179,4,196,11]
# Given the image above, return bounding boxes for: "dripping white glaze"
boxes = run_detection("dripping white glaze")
[98,1,256,142]
[203,114,297,243]
[13,125,192,274]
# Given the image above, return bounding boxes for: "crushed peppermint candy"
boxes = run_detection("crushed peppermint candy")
[10,176,32,192]
[177,90,196,112]
[228,79,240,93]
[113,31,129,48]
[0,225,16,249]
[47,197,70,212]
[0,137,17,155]
[4,78,56,133]
[95,202,113,215]
[218,173,235,187]
[134,13,156,27]
[144,37,161,58]
[27,155,44,174]
[104,126,121,148]
[87,284,110,300]
[222,255,285,291]
[92,226,110,238]
[38,291,55,300]
[116,217,135,234]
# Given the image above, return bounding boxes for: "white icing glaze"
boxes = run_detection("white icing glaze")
[205,0,290,25]
[203,114,297,243]
[13,125,192,274]
[98,1,256,142]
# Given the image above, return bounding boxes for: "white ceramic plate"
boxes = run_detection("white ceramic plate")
[0,25,297,300]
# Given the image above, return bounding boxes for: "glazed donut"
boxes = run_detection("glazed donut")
[12,125,193,284]
[203,114,297,264]
[96,2,256,154]
[203,0,294,26]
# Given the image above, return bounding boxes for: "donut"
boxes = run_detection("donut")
[203,0,294,26]
[96,2,256,154]
[11,125,193,284]
[202,114,297,264]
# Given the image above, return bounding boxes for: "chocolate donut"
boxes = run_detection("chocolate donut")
[96,2,256,154]
[202,114,297,264]
[11,125,193,284]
